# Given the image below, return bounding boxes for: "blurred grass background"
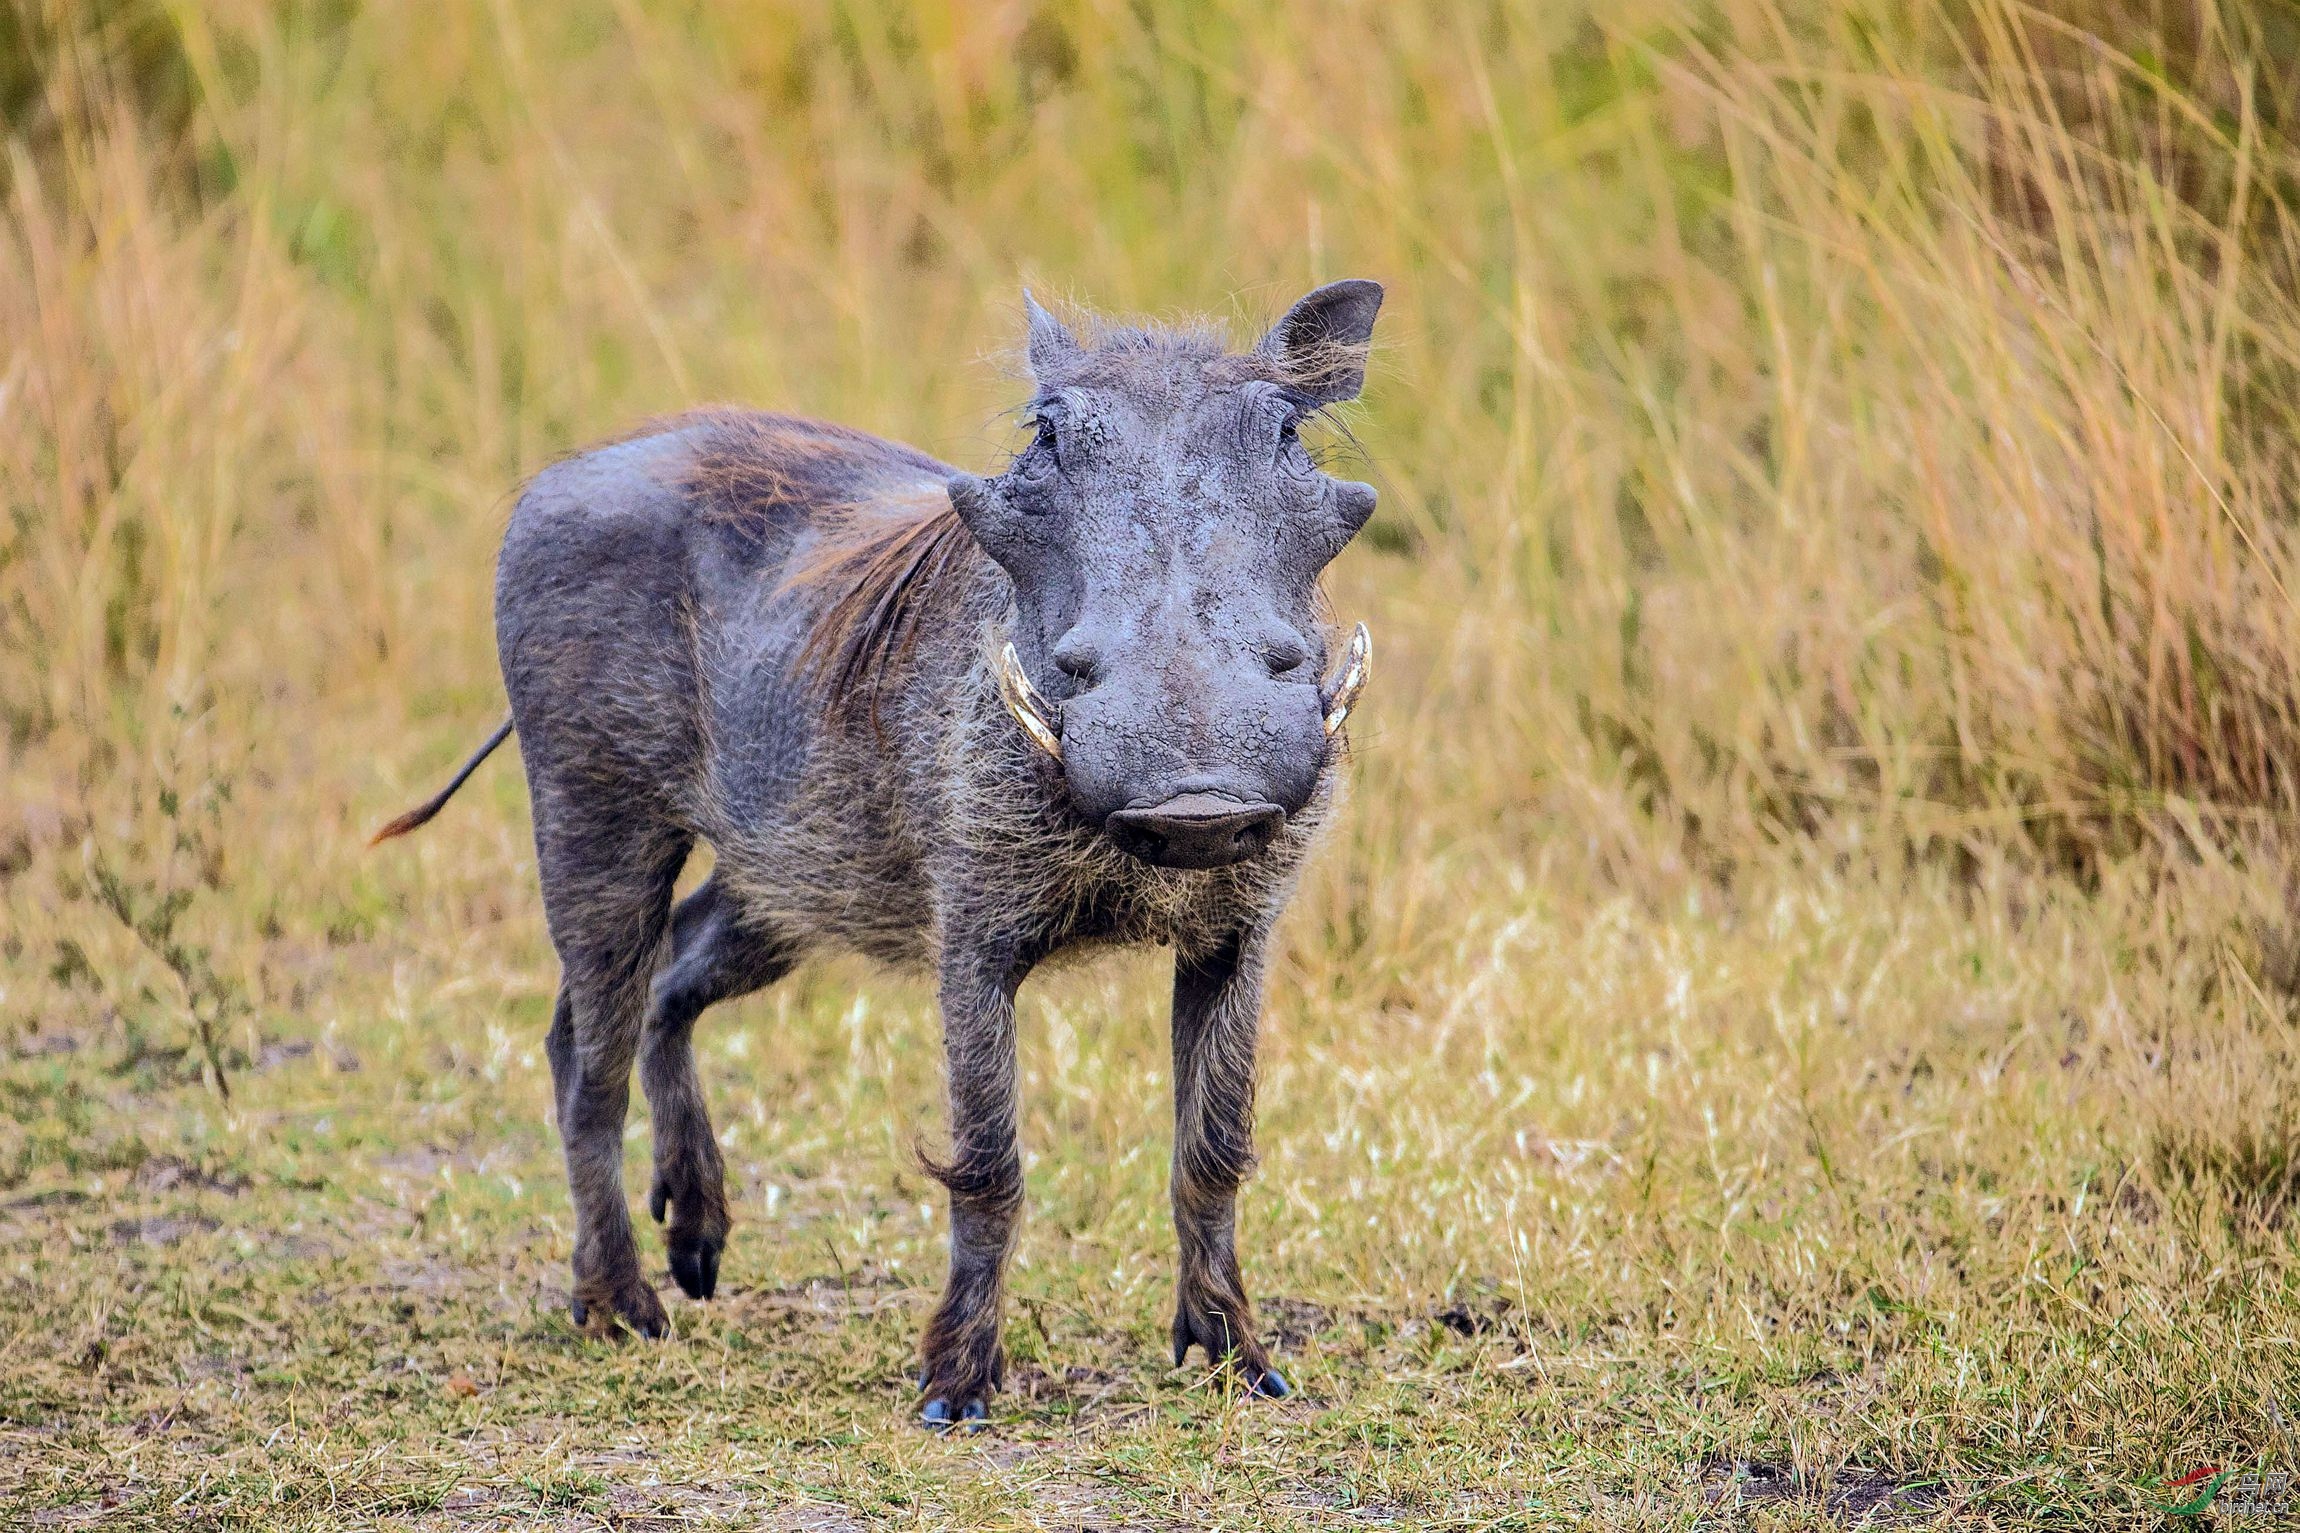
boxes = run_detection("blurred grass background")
[11,0,2300,946]
[4,0,2300,1525]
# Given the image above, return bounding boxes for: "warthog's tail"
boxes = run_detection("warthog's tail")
[369,717,516,845]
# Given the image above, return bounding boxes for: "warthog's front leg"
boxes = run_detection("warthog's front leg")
[1169,926,1289,1398]
[917,937,1030,1427]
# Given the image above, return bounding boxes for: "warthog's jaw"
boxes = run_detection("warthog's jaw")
[994,623,1375,762]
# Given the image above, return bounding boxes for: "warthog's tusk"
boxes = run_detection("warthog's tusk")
[997,642,1064,761]
[1322,622,1372,737]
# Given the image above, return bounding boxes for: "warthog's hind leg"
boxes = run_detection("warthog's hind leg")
[536,813,689,1340]
[642,870,794,1300]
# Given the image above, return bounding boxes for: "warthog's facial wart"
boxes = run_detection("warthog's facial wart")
[955,280,1385,869]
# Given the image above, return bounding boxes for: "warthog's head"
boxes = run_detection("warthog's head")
[949,281,1382,870]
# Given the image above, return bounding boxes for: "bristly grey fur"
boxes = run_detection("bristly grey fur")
[463,281,1385,1421]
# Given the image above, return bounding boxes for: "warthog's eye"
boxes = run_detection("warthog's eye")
[1013,414,1061,485]
[1276,414,1317,478]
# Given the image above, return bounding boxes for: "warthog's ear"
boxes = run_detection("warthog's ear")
[1022,289,1081,381]
[1256,279,1383,405]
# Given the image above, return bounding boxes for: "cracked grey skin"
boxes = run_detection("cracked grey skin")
[452,281,1384,1426]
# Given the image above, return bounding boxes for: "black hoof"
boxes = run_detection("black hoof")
[572,1283,669,1339]
[668,1240,720,1300]
[1172,1318,1291,1401]
[920,1397,988,1431]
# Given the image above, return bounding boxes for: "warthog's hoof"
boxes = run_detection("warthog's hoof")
[1187,1348,1291,1398]
[915,1349,999,1432]
[667,1238,720,1301]
[919,1397,989,1431]
[571,1277,670,1340]
[648,1179,726,1301]
[1172,1308,1290,1399]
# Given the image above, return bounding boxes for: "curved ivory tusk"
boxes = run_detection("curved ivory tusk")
[1322,622,1372,736]
[996,642,1064,761]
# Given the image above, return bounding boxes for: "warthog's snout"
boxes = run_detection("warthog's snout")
[1106,791,1285,869]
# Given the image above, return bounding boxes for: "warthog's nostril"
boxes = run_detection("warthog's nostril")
[1106,793,1285,870]
[1264,634,1312,676]
[1050,632,1102,687]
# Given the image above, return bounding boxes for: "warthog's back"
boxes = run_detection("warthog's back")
[493,410,994,965]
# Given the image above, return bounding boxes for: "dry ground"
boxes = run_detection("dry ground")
[6,829,2296,1528]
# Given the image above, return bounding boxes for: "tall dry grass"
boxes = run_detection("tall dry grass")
[6,2,2296,916]
[0,0,2294,1172]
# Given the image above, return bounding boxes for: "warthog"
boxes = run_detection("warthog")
[375,281,1384,1423]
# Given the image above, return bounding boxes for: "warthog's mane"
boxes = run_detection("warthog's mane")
[674,407,985,720]
[789,497,984,717]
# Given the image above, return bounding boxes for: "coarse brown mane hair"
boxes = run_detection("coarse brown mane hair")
[787,499,983,719]
[675,408,989,722]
